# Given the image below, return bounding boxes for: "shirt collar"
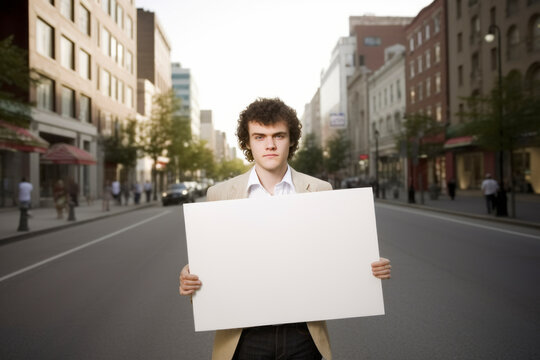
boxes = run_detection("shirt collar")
[247,165,294,193]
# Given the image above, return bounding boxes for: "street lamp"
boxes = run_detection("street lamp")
[374,128,379,198]
[485,24,509,217]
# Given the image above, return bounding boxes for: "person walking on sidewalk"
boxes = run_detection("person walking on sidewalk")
[122,181,131,206]
[53,180,67,219]
[103,180,112,211]
[447,178,456,200]
[133,182,142,205]
[144,180,152,202]
[179,98,392,360]
[111,180,121,205]
[481,173,499,214]
[18,177,33,212]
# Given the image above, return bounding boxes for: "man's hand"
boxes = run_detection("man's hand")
[371,257,391,280]
[179,264,202,296]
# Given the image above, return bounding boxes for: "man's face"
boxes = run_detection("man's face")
[247,120,290,173]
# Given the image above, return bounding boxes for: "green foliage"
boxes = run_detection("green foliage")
[324,130,350,174]
[215,158,250,181]
[395,112,445,159]
[290,133,323,176]
[458,74,540,151]
[103,117,139,168]
[0,36,35,127]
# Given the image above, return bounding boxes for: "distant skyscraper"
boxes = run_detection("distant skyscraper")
[171,63,200,138]
[200,110,216,154]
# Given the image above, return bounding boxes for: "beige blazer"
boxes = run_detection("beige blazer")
[206,167,333,360]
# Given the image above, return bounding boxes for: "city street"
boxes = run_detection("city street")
[1,203,539,359]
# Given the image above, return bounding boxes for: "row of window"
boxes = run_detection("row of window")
[456,0,538,20]
[409,43,441,79]
[99,68,134,107]
[409,14,441,52]
[409,74,442,104]
[372,80,402,113]
[98,0,134,39]
[372,114,402,138]
[100,26,134,73]
[36,74,91,122]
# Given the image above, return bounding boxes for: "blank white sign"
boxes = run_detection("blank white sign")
[183,188,385,332]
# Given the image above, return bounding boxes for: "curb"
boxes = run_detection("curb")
[376,198,540,230]
[0,202,159,247]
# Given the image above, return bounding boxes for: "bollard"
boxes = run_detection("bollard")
[17,205,29,231]
[67,198,76,221]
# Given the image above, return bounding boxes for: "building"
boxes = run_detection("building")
[0,0,138,207]
[319,36,356,147]
[447,0,540,193]
[200,109,216,155]
[368,45,407,191]
[136,8,171,184]
[405,0,448,192]
[171,63,200,139]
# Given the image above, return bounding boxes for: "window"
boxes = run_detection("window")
[36,18,54,58]
[79,4,90,35]
[471,16,480,43]
[472,52,479,76]
[410,87,416,104]
[425,50,431,69]
[435,73,441,93]
[426,77,431,97]
[417,32,422,46]
[434,16,440,33]
[418,56,423,73]
[111,76,117,100]
[436,103,442,122]
[457,0,462,18]
[110,36,117,61]
[118,79,124,103]
[110,0,117,20]
[126,86,133,108]
[101,27,110,56]
[101,0,109,14]
[384,89,388,106]
[116,4,123,29]
[457,32,463,52]
[101,69,110,96]
[79,95,90,123]
[396,79,401,100]
[425,24,430,40]
[61,86,75,118]
[79,49,90,79]
[410,61,415,78]
[435,43,441,63]
[126,50,133,73]
[426,106,432,117]
[36,75,54,111]
[117,43,124,66]
[60,36,74,70]
[126,16,133,38]
[506,0,519,17]
[507,26,520,60]
[418,83,423,101]
[390,84,394,103]
[60,0,73,21]
[409,37,414,52]
[364,37,381,46]
[458,65,463,86]
[531,15,540,52]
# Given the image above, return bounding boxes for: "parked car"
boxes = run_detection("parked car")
[162,183,194,206]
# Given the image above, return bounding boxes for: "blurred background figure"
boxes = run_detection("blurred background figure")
[18,177,33,211]
[112,180,121,205]
[447,178,456,200]
[144,180,152,203]
[103,180,112,211]
[53,180,67,219]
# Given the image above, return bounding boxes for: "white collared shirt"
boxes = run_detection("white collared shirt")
[247,165,296,198]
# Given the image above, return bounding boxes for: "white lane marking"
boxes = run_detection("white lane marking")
[0,210,170,283]
[376,203,540,240]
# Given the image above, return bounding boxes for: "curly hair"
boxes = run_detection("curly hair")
[236,98,302,162]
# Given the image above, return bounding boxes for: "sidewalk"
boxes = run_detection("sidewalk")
[376,187,540,228]
[0,199,158,245]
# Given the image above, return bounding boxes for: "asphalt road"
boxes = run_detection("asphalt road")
[0,203,539,359]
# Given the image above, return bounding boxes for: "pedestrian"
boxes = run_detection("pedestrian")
[122,181,130,206]
[447,178,456,200]
[481,173,499,214]
[18,177,33,212]
[103,180,112,211]
[144,180,152,202]
[67,177,79,207]
[53,179,67,219]
[111,179,121,205]
[133,182,142,204]
[179,98,392,360]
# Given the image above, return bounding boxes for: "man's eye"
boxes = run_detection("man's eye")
[275,134,284,139]
[254,136,263,140]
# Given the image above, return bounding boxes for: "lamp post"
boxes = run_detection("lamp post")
[485,24,509,217]
[374,128,380,198]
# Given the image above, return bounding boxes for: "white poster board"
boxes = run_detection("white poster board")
[183,188,384,332]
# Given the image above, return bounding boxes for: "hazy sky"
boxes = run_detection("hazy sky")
[136,0,433,149]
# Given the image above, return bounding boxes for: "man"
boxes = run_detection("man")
[18,177,33,210]
[481,173,499,214]
[179,98,392,360]
[144,180,152,202]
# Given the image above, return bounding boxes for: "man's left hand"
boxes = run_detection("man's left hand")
[371,257,391,280]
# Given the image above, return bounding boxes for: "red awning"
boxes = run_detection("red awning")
[444,136,475,149]
[0,120,49,153]
[42,143,97,165]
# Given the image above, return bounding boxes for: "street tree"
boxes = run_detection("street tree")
[290,133,323,176]
[215,158,249,181]
[103,117,139,181]
[0,36,35,126]
[139,90,179,199]
[324,130,350,178]
[167,113,192,181]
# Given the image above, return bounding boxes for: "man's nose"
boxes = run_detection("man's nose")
[265,137,276,149]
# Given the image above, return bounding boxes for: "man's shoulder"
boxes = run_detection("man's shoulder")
[206,171,250,200]
[291,169,332,191]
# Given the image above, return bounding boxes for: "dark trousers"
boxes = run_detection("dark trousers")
[485,194,497,214]
[232,323,321,360]
[145,190,151,202]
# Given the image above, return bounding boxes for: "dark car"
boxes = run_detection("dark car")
[161,183,194,206]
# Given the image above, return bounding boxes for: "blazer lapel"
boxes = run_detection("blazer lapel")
[228,170,251,199]
[291,167,312,194]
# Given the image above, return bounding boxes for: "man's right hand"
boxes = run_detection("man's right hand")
[179,264,202,296]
